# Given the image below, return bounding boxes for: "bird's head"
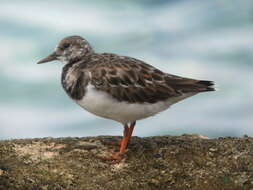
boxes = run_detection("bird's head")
[37,35,93,64]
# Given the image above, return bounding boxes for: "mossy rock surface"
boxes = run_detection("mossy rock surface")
[0,135,252,190]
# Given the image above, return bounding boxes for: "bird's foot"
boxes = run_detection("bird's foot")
[108,152,125,164]
[98,151,125,164]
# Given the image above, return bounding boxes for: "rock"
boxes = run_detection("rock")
[0,135,252,190]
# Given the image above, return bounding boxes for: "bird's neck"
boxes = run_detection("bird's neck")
[63,52,93,66]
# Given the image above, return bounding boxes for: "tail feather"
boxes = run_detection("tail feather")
[196,80,215,92]
[165,75,216,93]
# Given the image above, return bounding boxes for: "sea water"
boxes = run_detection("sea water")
[0,0,252,139]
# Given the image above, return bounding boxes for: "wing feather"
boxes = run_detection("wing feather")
[89,54,214,104]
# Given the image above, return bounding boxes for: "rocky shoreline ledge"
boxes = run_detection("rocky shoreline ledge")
[0,135,252,190]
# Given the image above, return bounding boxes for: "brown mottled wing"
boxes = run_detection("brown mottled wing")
[90,54,214,104]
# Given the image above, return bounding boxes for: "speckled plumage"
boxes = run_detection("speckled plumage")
[61,52,214,105]
[37,35,215,160]
[38,35,215,124]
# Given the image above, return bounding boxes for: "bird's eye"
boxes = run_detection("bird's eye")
[63,43,70,49]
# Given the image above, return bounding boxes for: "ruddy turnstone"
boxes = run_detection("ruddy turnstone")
[37,35,215,160]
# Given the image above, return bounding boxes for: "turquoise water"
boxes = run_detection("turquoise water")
[0,0,252,139]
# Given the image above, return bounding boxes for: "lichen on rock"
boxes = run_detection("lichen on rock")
[0,135,252,190]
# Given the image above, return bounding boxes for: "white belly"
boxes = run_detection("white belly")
[76,84,195,124]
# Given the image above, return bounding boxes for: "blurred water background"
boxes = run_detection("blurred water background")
[0,0,252,139]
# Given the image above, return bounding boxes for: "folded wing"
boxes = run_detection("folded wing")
[89,54,214,104]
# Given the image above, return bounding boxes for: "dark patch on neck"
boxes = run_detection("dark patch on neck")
[61,57,91,100]
[69,72,86,100]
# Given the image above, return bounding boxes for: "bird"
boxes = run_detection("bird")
[37,35,215,161]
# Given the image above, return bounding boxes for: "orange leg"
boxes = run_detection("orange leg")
[100,121,136,162]
[127,121,136,143]
[119,121,136,154]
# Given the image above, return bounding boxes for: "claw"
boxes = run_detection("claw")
[98,151,125,164]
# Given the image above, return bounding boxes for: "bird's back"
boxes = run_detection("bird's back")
[89,53,214,103]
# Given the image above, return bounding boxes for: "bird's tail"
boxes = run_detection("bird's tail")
[196,80,215,92]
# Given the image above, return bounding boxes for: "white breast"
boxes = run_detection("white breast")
[75,84,195,124]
